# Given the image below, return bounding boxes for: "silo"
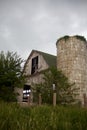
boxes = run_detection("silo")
[56,35,87,105]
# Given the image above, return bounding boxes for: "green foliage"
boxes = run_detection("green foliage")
[56,35,87,45]
[0,102,87,130]
[75,35,86,42]
[0,86,17,102]
[33,67,75,105]
[0,51,25,102]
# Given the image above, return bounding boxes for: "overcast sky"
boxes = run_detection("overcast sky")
[0,0,87,59]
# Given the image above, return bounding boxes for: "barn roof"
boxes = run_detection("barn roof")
[35,50,56,67]
[23,50,57,74]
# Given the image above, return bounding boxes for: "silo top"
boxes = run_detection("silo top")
[56,35,87,46]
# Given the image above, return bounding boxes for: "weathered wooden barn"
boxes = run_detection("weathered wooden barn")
[23,50,56,85]
[22,50,56,102]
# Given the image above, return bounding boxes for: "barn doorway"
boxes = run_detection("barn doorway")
[23,84,31,102]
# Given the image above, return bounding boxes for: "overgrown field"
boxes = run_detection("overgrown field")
[0,102,87,130]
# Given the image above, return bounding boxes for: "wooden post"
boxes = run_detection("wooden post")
[83,93,87,107]
[53,84,56,106]
[28,96,30,105]
[53,92,56,106]
[39,93,42,105]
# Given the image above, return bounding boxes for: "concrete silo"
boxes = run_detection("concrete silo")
[56,35,87,105]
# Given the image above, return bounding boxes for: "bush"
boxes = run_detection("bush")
[0,51,24,102]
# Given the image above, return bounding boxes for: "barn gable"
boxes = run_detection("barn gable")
[23,50,56,76]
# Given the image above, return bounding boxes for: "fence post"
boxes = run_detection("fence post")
[53,84,56,106]
[28,95,30,105]
[39,93,42,105]
[53,92,56,106]
[83,93,87,107]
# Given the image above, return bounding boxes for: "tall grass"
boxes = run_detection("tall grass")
[0,102,87,130]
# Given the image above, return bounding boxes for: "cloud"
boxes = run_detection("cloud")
[0,0,87,59]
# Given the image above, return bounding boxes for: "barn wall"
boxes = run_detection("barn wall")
[26,73,44,85]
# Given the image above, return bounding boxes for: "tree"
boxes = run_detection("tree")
[33,67,75,105]
[0,51,24,102]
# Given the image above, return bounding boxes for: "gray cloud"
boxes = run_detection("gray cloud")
[0,0,87,59]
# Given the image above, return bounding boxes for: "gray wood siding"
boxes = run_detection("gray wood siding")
[24,51,49,76]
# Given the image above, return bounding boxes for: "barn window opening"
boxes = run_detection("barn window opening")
[23,84,31,102]
[31,56,38,74]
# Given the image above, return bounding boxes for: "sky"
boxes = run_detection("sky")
[0,0,87,60]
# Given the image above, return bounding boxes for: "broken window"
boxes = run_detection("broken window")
[23,84,31,102]
[31,56,38,74]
